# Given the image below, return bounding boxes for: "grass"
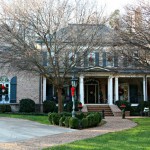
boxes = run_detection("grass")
[0,113,49,125]
[44,118,150,150]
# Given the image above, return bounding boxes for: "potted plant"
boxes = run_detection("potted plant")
[120,104,126,119]
[78,102,83,111]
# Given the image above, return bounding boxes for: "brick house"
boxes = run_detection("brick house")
[0,24,149,114]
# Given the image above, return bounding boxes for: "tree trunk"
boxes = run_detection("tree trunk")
[57,88,63,113]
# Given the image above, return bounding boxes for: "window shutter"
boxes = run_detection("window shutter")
[76,52,81,66]
[114,53,118,67]
[95,52,99,66]
[43,52,47,66]
[123,57,128,67]
[103,52,106,67]
[10,76,17,103]
[84,51,88,67]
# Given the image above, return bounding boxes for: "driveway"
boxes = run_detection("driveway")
[0,117,76,142]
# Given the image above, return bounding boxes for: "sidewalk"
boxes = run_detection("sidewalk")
[0,117,137,150]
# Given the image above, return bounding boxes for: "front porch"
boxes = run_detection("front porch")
[43,74,149,107]
[79,74,148,106]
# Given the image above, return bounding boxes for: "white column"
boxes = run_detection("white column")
[107,78,110,104]
[79,75,84,104]
[108,76,113,105]
[146,76,147,101]
[115,77,119,102]
[143,76,146,101]
[43,77,47,101]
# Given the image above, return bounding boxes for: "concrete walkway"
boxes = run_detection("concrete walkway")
[0,117,137,150]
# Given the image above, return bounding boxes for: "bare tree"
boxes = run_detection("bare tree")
[116,0,150,67]
[0,0,108,112]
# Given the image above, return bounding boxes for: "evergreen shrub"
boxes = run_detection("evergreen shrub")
[52,113,61,125]
[0,105,11,113]
[81,118,88,128]
[19,99,35,113]
[59,116,66,126]
[69,117,79,129]
[43,100,56,113]
[64,116,71,127]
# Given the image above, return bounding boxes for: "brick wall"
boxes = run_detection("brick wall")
[0,68,40,104]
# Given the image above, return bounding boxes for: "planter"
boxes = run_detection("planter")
[125,111,130,116]
[78,104,83,112]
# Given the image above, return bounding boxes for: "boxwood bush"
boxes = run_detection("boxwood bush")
[64,100,79,112]
[48,112,102,129]
[64,116,71,127]
[59,116,66,126]
[52,113,61,125]
[43,100,56,113]
[0,105,11,113]
[19,99,35,113]
[81,118,88,128]
[69,117,79,129]
[48,112,53,124]
[75,112,85,120]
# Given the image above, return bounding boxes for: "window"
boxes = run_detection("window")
[106,52,114,67]
[0,76,10,103]
[88,53,95,66]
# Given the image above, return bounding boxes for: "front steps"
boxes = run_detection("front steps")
[86,105,114,116]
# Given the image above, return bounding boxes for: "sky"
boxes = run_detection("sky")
[96,0,136,15]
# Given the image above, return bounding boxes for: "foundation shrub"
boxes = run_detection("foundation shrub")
[60,112,72,117]
[52,113,61,125]
[93,113,101,126]
[59,116,66,126]
[69,117,79,129]
[0,105,11,113]
[63,100,79,112]
[81,118,88,128]
[95,112,102,123]
[86,114,95,127]
[75,112,85,120]
[48,112,53,124]
[64,116,71,127]
[43,100,56,113]
[19,99,35,113]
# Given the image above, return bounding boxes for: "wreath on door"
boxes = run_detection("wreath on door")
[119,86,124,96]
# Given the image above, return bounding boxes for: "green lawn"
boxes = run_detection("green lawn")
[0,113,49,125]
[45,118,150,150]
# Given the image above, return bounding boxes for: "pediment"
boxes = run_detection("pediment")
[85,66,110,72]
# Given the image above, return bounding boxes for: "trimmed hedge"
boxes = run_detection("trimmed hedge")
[19,99,35,113]
[81,118,88,128]
[64,100,79,112]
[48,113,53,124]
[69,117,79,129]
[60,112,72,117]
[48,112,102,129]
[64,116,71,127]
[0,105,11,113]
[52,113,61,125]
[59,116,66,126]
[43,100,56,113]
[75,112,85,120]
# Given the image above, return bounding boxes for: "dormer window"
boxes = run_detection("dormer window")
[106,53,114,67]
[88,53,95,66]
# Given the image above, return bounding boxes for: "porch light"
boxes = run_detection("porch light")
[71,75,78,117]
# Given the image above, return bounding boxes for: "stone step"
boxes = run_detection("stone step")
[87,105,114,116]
